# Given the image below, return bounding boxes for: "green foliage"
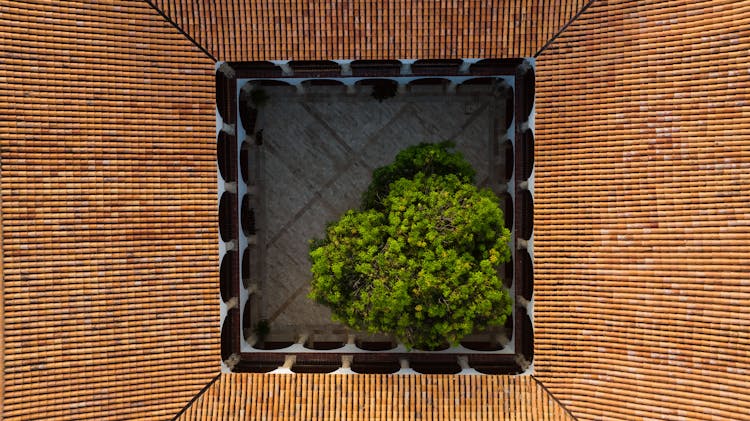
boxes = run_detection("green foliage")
[361,142,475,210]
[253,319,271,340]
[309,171,512,349]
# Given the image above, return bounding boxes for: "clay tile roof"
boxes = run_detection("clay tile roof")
[177,373,575,420]
[533,0,750,419]
[2,0,750,420]
[0,0,218,419]
[150,0,588,61]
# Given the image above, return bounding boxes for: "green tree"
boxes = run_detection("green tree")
[309,172,512,349]
[360,141,476,210]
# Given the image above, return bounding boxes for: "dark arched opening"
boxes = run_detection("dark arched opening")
[412,59,462,75]
[410,361,461,374]
[517,190,533,240]
[289,60,341,77]
[219,192,236,242]
[518,248,533,301]
[291,363,339,374]
[221,308,239,361]
[351,359,400,374]
[305,339,345,350]
[241,246,251,288]
[220,250,237,302]
[217,131,235,182]
[519,128,534,181]
[216,69,230,121]
[242,297,252,339]
[517,306,534,364]
[503,139,514,182]
[501,192,513,230]
[350,60,401,77]
[356,339,397,351]
[520,66,535,121]
[238,87,258,133]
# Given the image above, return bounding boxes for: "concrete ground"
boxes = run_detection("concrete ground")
[252,83,508,338]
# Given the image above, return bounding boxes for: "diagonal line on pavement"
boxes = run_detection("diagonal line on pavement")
[447,100,492,143]
[266,100,412,248]
[267,281,309,323]
[299,102,357,156]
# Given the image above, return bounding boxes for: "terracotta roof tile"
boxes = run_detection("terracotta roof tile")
[534,0,750,420]
[4,0,750,419]
[178,373,576,420]
[151,0,588,61]
[0,0,218,420]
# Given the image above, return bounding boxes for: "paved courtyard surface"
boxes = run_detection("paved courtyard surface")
[253,84,509,339]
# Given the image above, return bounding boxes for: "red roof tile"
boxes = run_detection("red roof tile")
[534,0,750,419]
[0,0,218,419]
[178,373,576,420]
[3,0,750,420]
[151,0,588,61]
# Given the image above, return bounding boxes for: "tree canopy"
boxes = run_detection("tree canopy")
[309,143,511,349]
[360,141,476,210]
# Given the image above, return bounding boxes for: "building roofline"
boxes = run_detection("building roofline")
[171,373,223,421]
[142,0,217,62]
[531,375,580,421]
[535,0,597,57]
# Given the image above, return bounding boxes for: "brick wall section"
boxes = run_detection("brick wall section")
[0,1,219,420]
[534,0,750,420]
[178,373,575,420]
[151,0,587,61]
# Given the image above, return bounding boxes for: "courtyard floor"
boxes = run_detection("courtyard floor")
[251,83,509,340]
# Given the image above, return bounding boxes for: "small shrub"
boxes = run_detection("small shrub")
[253,319,270,340]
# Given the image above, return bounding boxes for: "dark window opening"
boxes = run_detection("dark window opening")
[519,128,534,181]
[289,60,341,77]
[518,249,534,301]
[412,59,462,75]
[351,360,400,374]
[351,60,401,76]
[219,192,236,242]
[518,190,533,240]
[220,251,237,302]
[217,132,235,182]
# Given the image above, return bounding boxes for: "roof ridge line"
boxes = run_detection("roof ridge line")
[530,375,581,421]
[171,373,223,421]
[534,0,599,58]
[141,0,218,62]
